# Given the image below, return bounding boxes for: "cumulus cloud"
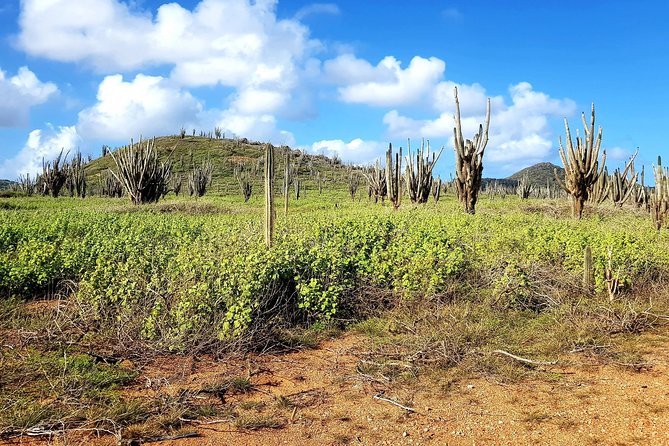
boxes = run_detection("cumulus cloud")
[330,55,446,107]
[18,0,317,143]
[0,125,79,179]
[77,74,203,140]
[216,111,296,146]
[0,66,58,127]
[307,138,387,164]
[18,0,316,89]
[384,82,575,169]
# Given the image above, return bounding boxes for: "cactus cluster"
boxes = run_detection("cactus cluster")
[453,87,491,214]
[554,104,607,219]
[609,150,639,207]
[109,137,172,205]
[188,160,213,197]
[65,152,87,198]
[405,139,442,204]
[41,149,69,198]
[362,160,387,203]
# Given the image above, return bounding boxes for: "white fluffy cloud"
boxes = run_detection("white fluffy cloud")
[327,55,446,107]
[308,138,387,164]
[216,111,296,146]
[18,0,315,146]
[383,82,575,168]
[0,125,79,179]
[0,66,58,127]
[77,74,203,140]
[18,0,315,91]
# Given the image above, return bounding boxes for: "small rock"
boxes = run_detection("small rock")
[467,384,475,389]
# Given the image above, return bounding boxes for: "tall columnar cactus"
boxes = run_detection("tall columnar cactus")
[102,170,123,197]
[516,173,532,199]
[633,165,650,211]
[362,160,387,203]
[171,173,183,196]
[283,150,291,216]
[264,144,275,248]
[348,170,360,201]
[583,246,594,293]
[609,149,638,208]
[385,143,402,209]
[432,176,442,203]
[453,87,491,214]
[234,164,253,202]
[188,160,213,197]
[110,137,171,205]
[651,156,669,230]
[554,104,607,219]
[66,152,87,198]
[405,139,443,204]
[17,173,36,196]
[589,167,609,205]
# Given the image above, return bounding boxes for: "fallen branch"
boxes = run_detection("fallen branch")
[373,393,416,412]
[127,431,201,445]
[178,417,234,425]
[492,349,557,366]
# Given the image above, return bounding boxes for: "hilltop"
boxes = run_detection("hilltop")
[0,179,14,190]
[84,135,357,194]
[508,162,565,188]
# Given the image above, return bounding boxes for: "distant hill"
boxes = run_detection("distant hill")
[84,135,359,194]
[0,179,15,190]
[508,162,564,188]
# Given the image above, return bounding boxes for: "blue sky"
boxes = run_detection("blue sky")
[1,0,668,181]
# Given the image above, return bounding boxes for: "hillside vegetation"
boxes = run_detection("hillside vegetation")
[508,162,565,188]
[84,135,356,194]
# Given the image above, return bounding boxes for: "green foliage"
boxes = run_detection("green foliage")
[2,195,669,350]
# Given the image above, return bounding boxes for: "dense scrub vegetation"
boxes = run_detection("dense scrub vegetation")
[2,194,667,350]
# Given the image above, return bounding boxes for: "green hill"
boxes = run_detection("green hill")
[84,136,358,195]
[0,179,15,190]
[508,162,565,188]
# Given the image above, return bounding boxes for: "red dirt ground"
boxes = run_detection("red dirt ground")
[5,330,669,446]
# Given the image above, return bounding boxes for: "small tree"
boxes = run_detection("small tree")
[554,104,607,219]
